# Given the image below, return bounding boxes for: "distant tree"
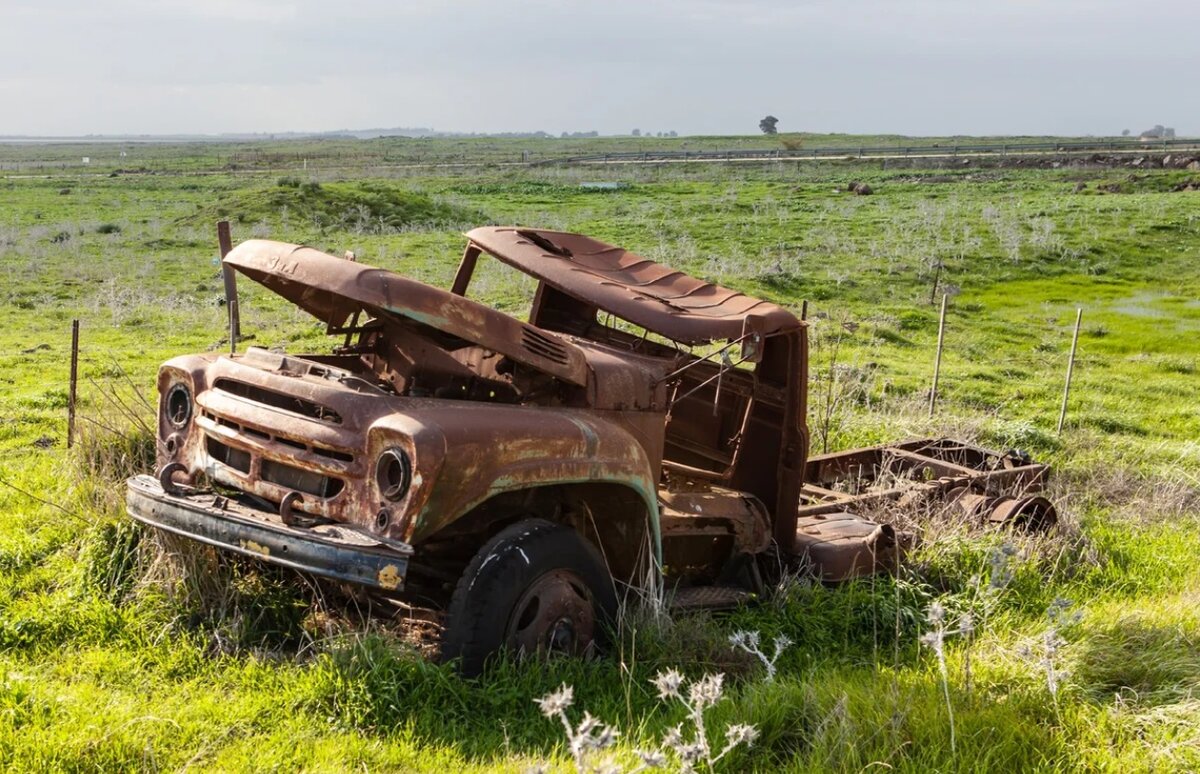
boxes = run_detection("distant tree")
[1121,129,1131,137]
[668,130,678,137]
[631,128,640,137]
[759,115,779,135]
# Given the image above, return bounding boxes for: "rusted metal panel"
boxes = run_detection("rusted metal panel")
[658,486,771,579]
[223,240,590,387]
[465,227,802,344]
[792,511,901,581]
[154,349,662,549]
[789,438,1056,580]
[127,474,411,591]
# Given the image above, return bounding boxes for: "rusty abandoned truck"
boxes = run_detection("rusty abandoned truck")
[127,227,1056,673]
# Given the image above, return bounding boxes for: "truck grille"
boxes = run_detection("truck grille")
[261,459,345,498]
[212,378,342,424]
[200,409,354,463]
[206,434,346,500]
[206,436,250,473]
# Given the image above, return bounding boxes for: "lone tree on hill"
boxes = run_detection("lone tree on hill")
[759,115,779,135]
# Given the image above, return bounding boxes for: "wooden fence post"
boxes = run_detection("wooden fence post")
[928,295,948,418]
[67,319,79,448]
[1057,308,1083,434]
[217,221,240,354]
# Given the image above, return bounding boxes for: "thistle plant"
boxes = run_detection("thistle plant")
[962,543,1018,695]
[650,669,758,773]
[918,544,1021,756]
[728,630,792,682]
[1018,597,1082,709]
[534,670,759,773]
[986,543,1018,591]
[919,600,975,756]
[534,683,622,773]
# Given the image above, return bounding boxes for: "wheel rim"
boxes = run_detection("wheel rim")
[506,569,597,659]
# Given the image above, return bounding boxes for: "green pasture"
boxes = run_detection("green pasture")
[0,137,1197,771]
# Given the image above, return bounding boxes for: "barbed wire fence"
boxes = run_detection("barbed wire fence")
[803,296,1086,454]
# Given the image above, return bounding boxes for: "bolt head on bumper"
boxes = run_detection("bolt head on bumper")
[125,474,411,591]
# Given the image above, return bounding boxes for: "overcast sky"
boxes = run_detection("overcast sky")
[2,0,1196,137]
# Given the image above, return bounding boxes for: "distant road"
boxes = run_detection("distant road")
[534,137,1200,166]
[3,137,1198,179]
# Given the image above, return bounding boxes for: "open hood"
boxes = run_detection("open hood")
[223,240,589,387]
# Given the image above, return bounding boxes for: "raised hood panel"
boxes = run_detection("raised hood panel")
[223,239,589,387]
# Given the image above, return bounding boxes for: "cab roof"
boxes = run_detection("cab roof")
[466,227,801,345]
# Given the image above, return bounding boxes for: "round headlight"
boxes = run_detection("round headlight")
[165,383,192,429]
[376,448,412,502]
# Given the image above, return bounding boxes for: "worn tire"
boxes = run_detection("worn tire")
[441,519,617,676]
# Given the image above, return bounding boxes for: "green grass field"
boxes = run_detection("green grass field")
[1,136,1198,772]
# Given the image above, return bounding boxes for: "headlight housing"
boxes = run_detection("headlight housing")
[375,447,412,502]
[165,383,192,430]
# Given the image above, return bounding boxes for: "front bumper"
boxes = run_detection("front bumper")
[126,475,412,591]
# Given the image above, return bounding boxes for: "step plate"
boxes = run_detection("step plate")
[667,585,753,611]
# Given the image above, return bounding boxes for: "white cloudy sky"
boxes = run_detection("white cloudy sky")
[1,0,1196,136]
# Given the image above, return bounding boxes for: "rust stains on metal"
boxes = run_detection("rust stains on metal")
[224,240,590,387]
[465,227,801,344]
[377,564,402,590]
[240,539,270,557]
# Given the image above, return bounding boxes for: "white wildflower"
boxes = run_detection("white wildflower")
[661,724,684,750]
[635,749,667,768]
[959,612,975,637]
[724,723,759,747]
[535,683,574,718]
[688,673,724,709]
[729,629,792,682]
[652,668,685,700]
[576,712,602,737]
[728,630,759,650]
[927,600,946,624]
[988,544,1017,590]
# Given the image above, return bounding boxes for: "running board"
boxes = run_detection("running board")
[666,585,753,611]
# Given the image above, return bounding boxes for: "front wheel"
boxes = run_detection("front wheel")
[441,519,617,676]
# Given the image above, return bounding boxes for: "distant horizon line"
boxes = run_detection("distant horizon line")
[1,127,1187,144]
